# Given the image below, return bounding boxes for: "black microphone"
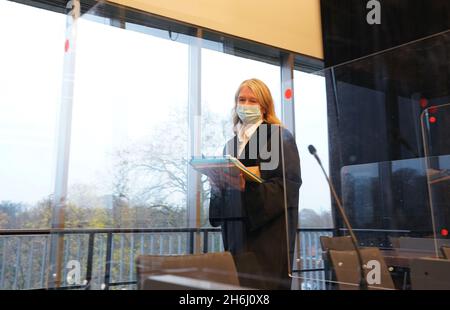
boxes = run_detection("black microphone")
[308,145,321,165]
[308,144,368,290]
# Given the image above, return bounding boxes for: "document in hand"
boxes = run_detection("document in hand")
[189,155,263,183]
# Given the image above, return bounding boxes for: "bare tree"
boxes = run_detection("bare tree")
[110,106,232,227]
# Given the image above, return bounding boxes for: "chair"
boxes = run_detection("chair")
[441,245,450,259]
[328,247,395,290]
[319,236,355,290]
[136,252,240,290]
[320,235,355,252]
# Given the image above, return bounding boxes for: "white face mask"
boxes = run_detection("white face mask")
[236,104,262,124]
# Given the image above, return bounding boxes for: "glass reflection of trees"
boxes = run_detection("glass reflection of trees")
[342,163,433,234]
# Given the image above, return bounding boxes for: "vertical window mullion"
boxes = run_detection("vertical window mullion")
[280,52,295,136]
[187,28,203,253]
[48,0,80,289]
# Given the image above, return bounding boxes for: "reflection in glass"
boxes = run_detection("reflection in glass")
[207,79,300,289]
[68,17,189,229]
[292,30,450,290]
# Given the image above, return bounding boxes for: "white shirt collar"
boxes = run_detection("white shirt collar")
[236,119,263,143]
[236,121,263,157]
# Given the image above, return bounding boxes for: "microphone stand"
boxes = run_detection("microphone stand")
[309,145,368,290]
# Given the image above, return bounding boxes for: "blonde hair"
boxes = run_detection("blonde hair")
[232,78,282,132]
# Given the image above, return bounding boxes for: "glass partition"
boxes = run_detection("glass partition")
[421,104,450,254]
[0,0,296,290]
[288,29,450,290]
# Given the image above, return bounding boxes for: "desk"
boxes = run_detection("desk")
[381,249,439,268]
[381,249,440,290]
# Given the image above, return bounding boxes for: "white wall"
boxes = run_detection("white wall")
[107,0,323,59]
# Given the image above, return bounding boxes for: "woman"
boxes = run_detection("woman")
[208,78,301,289]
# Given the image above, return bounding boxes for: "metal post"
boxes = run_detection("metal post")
[203,231,209,253]
[280,52,296,280]
[62,237,70,286]
[187,28,203,254]
[39,238,48,288]
[168,235,173,254]
[177,234,182,254]
[0,238,5,288]
[119,234,124,282]
[13,237,22,289]
[49,0,80,288]
[129,234,134,282]
[280,52,296,136]
[97,235,104,288]
[104,232,113,290]
[140,234,144,254]
[149,235,154,254]
[26,238,34,289]
[85,233,95,289]
[189,231,195,254]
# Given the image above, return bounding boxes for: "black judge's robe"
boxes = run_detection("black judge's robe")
[209,123,301,289]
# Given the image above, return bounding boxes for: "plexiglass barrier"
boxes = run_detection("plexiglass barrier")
[287,30,450,290]
[0,0,283,290]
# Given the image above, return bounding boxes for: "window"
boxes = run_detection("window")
[0,0,66,289]
[294,70,332,228]
[67,16,189,229]
[0,0,65,228]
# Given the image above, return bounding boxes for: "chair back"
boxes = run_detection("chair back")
[320,235,355,252]
[328,247,395,290]
[441,245,450,259]
[136,252,239,289]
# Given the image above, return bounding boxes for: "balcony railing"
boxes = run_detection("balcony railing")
[0,227,334,290]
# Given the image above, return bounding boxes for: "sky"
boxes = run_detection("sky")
[0,0,331,214]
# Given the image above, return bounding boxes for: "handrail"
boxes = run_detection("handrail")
[0,227,335,235]
[0,227,222,235]
[0,227,335,290]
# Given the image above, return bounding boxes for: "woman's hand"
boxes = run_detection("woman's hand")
[225,171,246,192]
[208,170,226,189]
[208,169,245,192]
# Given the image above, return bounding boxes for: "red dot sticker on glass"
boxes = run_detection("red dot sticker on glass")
[284,88,292,100]
[65,40,70,53]
[420,98,428,108]
[429,106,438,114]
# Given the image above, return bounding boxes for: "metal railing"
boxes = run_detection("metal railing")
[293,228,334,290]
[0,227,333,290]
